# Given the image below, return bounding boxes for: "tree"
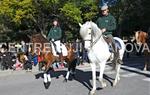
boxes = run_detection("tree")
[60,0,98,40]
[0,0,35,24]
[1,0,149,41]
[109,0,147,37]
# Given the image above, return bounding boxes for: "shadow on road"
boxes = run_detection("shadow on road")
[75,69,117,90]
[34,69,116,91]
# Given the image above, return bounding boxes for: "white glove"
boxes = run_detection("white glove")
[101,28,106,32]
[51,39,54,41]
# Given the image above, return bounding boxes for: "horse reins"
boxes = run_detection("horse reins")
[84,29,103,48]
[91,32,103,48]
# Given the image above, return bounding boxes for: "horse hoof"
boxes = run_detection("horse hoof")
[102,82,107,88]
[89,91,96,95]
[63,79,67,83]
[98,79,107,88]
[113,82,117,87]
[117,59,123,64]
[48,82,51,87]
[44,82,51,89]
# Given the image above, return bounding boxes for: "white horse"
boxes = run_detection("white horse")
[79,21,125,95]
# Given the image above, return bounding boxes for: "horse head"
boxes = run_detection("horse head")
[135,31,148,45]
[79,21,102,49]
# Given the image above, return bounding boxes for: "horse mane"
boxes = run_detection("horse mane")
[30,33,52,55]
[90,21,102,36]
[31,33,49,43]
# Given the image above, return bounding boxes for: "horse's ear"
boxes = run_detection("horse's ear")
[79,23,82,27]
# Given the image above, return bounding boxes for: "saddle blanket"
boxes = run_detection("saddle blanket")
[109,39,122,52]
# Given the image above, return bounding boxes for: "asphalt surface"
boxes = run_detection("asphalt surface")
[0,53,150,95]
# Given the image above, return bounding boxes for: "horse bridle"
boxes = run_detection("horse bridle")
[84,28,103,48]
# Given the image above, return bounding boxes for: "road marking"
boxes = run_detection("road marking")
[105,69,125,75]
[77,65,112,71]
[143,78,150,82]
[121,65,150,75]
[121,73,139,78]
[77,64,150,77]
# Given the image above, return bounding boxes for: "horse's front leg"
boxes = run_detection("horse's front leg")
[64,71,70,82]
[64,59,76,82]
[70,59,77,79]
[113,64,121,86]
[98,61,107,88]
[64,63,71,82]
[43,69,51,89]
[89,63,96,95]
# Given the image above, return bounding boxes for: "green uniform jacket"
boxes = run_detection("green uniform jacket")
[96,14,116,35]
[47,26,62,41]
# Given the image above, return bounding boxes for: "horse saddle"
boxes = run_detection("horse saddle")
[51,41,59,54]
[51,42,68,56]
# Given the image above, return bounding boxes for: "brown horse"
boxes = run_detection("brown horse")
[135,31,150,71]
[30,33,77,89]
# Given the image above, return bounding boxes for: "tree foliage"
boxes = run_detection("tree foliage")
[0,0,35,24]
[0,0,150,41]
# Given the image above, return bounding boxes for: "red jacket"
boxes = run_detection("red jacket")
[38,55,44,62]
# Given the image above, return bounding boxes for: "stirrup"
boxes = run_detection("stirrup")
[109,45,115,53]
[117,59,123,64]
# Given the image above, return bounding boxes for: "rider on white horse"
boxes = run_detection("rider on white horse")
[96,4,122,64]
[79,20,125,95]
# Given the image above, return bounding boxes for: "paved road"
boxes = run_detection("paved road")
[0,54,150,95]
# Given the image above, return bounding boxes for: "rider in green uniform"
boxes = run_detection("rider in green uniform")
[47,18,62,54]
[96,5,122,64]
[47,18,62,69]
